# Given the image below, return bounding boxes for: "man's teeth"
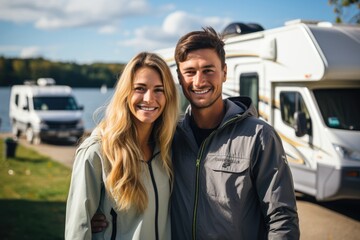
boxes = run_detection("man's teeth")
[193,89,210,94]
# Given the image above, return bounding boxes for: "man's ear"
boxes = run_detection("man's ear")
[177,69,183,85]
[223,64,227,82]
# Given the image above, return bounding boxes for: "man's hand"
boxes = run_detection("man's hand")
[91,213,108,233]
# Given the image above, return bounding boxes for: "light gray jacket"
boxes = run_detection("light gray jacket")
[171,97,300,240]
[65,132,171,240]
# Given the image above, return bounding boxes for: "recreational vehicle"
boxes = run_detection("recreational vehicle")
[9,78,85,144]
[158,20,360,201]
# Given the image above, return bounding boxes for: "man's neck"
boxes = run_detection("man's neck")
[191,100,225,129]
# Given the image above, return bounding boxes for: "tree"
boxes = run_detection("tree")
[328,0,360,24]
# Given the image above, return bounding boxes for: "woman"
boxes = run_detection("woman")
[65,52,179,240]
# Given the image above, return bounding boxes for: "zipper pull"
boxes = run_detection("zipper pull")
[196,159,200,167]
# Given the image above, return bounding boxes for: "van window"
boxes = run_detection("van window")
[33,96,79,111]
[14,94,19,107]
[240,73,259,109]
[25,96,30,111]
[280,91,311,134]
[313,88,360,131]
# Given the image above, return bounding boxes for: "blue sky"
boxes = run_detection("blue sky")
[0,0,340,63]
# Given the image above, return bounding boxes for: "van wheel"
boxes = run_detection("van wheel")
[11,123,20,139]
[26,127,36,144]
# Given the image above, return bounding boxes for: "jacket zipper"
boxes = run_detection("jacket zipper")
[110,208,117,240]
[147,160,160,240]
[191,116,241,240]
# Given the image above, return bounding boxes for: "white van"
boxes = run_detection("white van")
[158,20,360,201]
[9,78,85,144]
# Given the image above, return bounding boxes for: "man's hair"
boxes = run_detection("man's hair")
[174,27,226,68]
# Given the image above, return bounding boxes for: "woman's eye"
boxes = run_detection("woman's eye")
[155,88,164,93]
[134,87,146,92]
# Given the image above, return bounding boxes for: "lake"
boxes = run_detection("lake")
[0,87,114,133]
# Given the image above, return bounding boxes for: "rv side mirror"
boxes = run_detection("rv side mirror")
[294,111,307,137]
[78,105,84,110]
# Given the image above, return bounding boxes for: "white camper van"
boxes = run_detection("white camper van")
[9,78,85,144]
[158,20,360,201]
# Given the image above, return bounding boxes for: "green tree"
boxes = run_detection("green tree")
[0,56,124,87]
[328,0,360,23]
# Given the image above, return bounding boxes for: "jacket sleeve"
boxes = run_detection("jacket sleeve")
[65,140,103,240]
[252,125,300,239]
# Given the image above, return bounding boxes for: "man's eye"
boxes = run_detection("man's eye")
[183,71,195,76]
[204,69,214,74]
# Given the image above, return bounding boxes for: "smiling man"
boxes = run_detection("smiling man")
[171,27,300,239]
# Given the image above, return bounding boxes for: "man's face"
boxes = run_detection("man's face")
[177,48,226,110]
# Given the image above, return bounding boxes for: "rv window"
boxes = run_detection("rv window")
[33,96,79,111]
[313,88,360,131]
[280,91,311,133]
[240,73,259,110]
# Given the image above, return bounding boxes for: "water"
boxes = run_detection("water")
[0,87,114,133]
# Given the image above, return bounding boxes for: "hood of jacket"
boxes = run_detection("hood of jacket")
[178,96,258,130]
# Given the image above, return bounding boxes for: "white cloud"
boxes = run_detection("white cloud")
[0,0,152,29]
[20,46,42,58]
[165,11,232,34]
[98,25,117,34]
[118,11,232,52]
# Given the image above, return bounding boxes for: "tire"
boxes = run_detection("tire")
[26,127,41,144]
[11,122,20,139]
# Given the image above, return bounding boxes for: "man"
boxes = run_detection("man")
[92,27,300,239]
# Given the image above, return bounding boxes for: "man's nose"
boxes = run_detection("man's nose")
[193,72,205,87]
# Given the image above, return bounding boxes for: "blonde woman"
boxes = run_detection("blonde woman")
[65,52,179,240]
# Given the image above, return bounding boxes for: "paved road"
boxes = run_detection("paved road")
[1,133,360,239]
[1,132,78,168]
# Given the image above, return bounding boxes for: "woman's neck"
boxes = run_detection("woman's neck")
[136,123,154,161]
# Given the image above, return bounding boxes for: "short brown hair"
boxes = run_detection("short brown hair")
[174,27,226,68]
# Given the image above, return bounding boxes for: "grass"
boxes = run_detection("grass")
[0,138,72,240]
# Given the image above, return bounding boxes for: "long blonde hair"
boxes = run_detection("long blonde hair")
[97,52,179,212]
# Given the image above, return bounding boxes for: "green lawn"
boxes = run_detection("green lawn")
[0,138,72,240]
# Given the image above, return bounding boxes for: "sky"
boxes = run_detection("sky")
[0,0,343,64]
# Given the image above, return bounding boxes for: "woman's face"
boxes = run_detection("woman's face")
[129,67,166,128]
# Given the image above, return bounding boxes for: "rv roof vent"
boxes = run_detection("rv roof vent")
[37,78,56,86]
[222,22,264,38]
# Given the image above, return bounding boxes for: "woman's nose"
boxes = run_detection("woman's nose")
[143,90,154,102]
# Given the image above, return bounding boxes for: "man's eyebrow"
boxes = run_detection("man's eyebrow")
[202,64,215,69]
[181,64,215,71]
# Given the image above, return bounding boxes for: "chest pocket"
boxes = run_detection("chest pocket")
[204,155,251,202]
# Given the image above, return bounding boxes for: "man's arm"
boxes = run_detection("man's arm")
[253,126,300,239]
[91,213,108,233]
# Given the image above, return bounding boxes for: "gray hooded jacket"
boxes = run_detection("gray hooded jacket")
[171,97,300,240]
[65,132,171,240]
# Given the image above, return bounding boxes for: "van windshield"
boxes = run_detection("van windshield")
[313,88,360,131]
[33,96,79,111]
